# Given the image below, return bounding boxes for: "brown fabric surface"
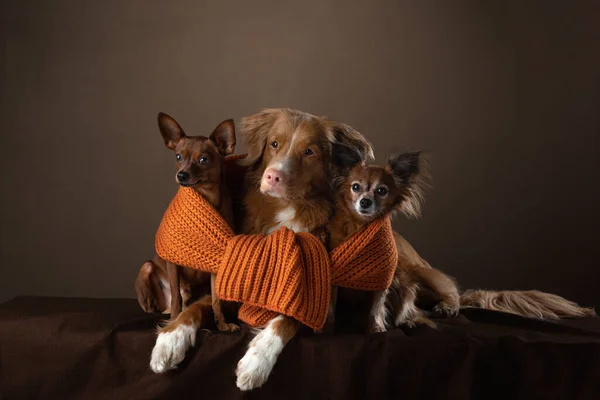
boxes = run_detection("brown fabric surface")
[1,297,600,400]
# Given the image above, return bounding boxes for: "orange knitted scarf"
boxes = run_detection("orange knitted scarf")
[155,167,397,330]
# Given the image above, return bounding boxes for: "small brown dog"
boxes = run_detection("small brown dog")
[328,147,460,332]
[135,112,239,331]
[329,148,595,331]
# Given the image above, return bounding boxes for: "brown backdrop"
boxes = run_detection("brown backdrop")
[1,1,599,307]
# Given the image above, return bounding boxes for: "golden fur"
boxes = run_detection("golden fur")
[460,289,596,320]
[239,108,373,236]
[234,108,375,390]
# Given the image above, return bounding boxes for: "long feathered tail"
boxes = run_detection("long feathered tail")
[460,289,596,320]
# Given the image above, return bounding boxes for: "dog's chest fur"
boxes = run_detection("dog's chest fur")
[267,206,307,234]
[243,188,331,235]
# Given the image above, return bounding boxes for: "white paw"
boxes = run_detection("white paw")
[236,349,272,391]
[235,325,284,391]
[150,324,196,373]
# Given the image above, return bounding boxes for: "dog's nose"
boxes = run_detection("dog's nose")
[177,171,189,183]
[360,198,373,209]
[264,168,285,186]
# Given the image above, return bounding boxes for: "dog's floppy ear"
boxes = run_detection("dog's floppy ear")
[210,119,236,156]
[328,121,375,163]
[332,142,364,170]
[238,109,281,167]
[386,151,430,219]
[158,112,186,150]
[331,142,365,190]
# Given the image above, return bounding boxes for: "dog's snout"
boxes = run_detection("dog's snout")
[264,168,285,186]
[177,171,189,183]
[360,198,373,209]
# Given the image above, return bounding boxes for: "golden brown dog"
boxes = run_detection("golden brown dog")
[233,108,375,391]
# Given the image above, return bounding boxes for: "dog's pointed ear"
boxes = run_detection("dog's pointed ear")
[386,151,422,185]
[210,119,236,156]
[158,112,186,150]
[332,142,364,170]
[238,109,282,167]
[328,121,375,163]
[386,151,430,219]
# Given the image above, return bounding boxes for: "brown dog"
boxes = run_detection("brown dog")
[328,148,459,332]
[135,112,238,333]
[331,149,594,329]
[232,108,375,391]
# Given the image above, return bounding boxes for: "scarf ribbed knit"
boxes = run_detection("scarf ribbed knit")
[155,167,397,330]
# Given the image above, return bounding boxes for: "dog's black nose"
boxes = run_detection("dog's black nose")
[177,171,189,183]
[360,198,373,209]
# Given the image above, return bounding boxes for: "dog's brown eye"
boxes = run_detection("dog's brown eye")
[176,154,182,162]
[198,156,209,165]
[271,141,278,149]
[376,187,388,196]
[303,148,314,156]
[352,183,361,192]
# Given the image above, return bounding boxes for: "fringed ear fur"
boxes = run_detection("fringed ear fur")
[386,151,431,219]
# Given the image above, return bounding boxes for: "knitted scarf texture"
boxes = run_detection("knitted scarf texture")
[155,162,397,330]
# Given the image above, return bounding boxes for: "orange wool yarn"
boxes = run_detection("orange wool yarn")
[155,182,397,331]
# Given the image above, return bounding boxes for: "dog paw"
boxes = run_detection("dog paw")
[399,319,416,329]
[397,314,437,329]
[236,353,270,391]
[433,302,460,318]
[140,297,158,313]
[367,323,387,333]
[217,322,240,332]
[235,327,283,391]
[137,288,159,313]
[150,324,196,373]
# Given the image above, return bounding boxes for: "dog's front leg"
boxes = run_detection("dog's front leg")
[166,261,182,318]
[236,314,299,391]
[210,273,239,332]
[150,294,212,373]
[367,289,389,333]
